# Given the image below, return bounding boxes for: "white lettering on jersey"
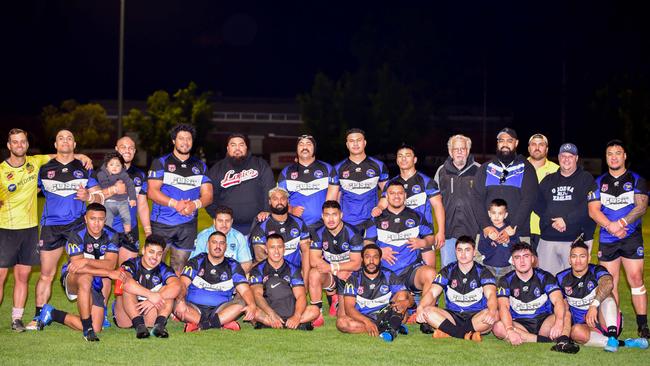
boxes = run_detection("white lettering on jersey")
[162,173,203,191]
[446,287,484,307]
[510,294,548,315]
[339,177,380,195]
[376,227,420,247]
[356,292,391,309]
[323,250,351,264]
[284,237,300,256]
[566,288,596,310]
[405,192,427,208]
[191,277,234,292]
[221,169,259,188]
[41,178,88,197]
[285,177,329,196]
[600,191,634,210]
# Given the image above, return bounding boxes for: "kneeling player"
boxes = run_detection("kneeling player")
[173,231,256,332]
[39,203,120,341]
[492,242,579,353]
[557,240,648,351]
[416,235,498,341]
[113,235,181,338]
[337,244,413,342]
[250,234,320,330]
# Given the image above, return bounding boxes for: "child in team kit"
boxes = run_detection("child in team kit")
[96,152,137,243]
[476,198,517,280]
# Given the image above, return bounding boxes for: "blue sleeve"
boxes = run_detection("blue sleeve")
[140,179,148,195]
[594,265,611,280]
[433,269,448,287]
[201,161,211,185]
[343,278,357,297]
[290,266,305,287]
[85,168,98,189]
[389,272,407,293]
[497,277,510,298]
[310,232,323,250]
[480,267,497,286]
[543,272,560,294]
[148,158,164,181]
[277,167,288,190]
[249,265,263,285]
[349,230,364,252]
[121,259,136,276]
[634,174,647,194]
[418,215,433,237]
[327,163,337,185]
[65,234,84,257]
[249,223,267,247]
[588,177,602,202]
[181,257,199,280]
[231,262,248,285]
[425,175,440,198]
[161,264,177,283]
[331,162,342,186]
[299,219,310,240]
[379,161,389,182]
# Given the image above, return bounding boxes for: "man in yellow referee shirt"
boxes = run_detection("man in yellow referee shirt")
[527,133,559,253]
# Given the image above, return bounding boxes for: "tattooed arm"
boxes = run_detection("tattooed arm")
[594,274,614,303]
[622,194,648,226]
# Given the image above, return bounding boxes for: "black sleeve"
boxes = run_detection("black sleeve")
[205,162,222,218]
[511,162,539,230]
[259,159,275,212]
[472,163,491,229]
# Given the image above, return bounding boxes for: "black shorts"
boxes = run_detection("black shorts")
[188,301,230,324]
[513,313,551,334]
[0,227,39,267]
[448,309,478,329]
[394,263,423,293]
[598,231,644,262]
[324,274,345,294]
[151,220,197,251]
[60,271,105,307]
[39,218,84,251]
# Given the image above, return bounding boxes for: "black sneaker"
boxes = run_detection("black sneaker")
[420,323,434,334]
[551,340,580,354]
[11,319,26,332]
[136,324,150,339]
[124,232,137,246]
[254,322,270,330]
[297,322,314,331]
[639,325,650,339]
[151,323,169,338]
[83,328,100,342]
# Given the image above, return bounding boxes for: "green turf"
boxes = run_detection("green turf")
[0,200,648,365]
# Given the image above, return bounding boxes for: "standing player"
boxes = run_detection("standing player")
[38,203,120,341]
[337,244,413,341]
[373,144,445,266]
[250,234,320,330]
[206,133,275,235]
[173,231,256,332]
[416,236,498,341]
[147,124,213,274]
[527,133,559,251]
[492,242,578,353]
[112,136,151,263]
[588,139,649,338]
[328,128,389,231]
[113,235,180,338]
[309,200,364,323]
[277,135,336,229]
[365,181,436,307]
[557,240,648,351]
[250,187,311,279]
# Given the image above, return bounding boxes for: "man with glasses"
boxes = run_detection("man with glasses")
[473,128,538,247]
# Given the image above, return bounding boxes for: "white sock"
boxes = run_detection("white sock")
[586,331,608,347]
[601,297,618,328]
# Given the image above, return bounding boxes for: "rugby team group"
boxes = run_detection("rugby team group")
[0,124,648,355]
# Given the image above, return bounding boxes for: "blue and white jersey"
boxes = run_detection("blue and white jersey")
[310,222,364,264]
[556,264,611,325]
[588,171,647,243]
[148,154,211,226]
[249,214,310,267]
[62,225,119,292]
[121,256,177,301]
[434,262,496,314]
[365,207,433,274]
[497,268,559,320]
[181,254,247,307]
[332,157,389,226]
[112,165,148,232]
[38,159,98,226]
[484,160,526,189]
[343,269,406,319]
[278,160,336,226]
[383,172,440,224]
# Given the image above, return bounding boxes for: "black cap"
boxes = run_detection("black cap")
[497,127,518,140]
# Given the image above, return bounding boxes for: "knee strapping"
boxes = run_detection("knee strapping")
[631,286,647,296]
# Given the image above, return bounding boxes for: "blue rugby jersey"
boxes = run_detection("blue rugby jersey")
[277,160,336,226]
[332,157,389,226]
[249,214,310,267]
[148,154,211,226]
[121,256,177,301]
[383,172,440,224]
[38,159,97,226]
[343,269,406,319]
[181,254,247,307]
[310,222,364,264]
[588,171,647,243]
[497,268,559,320]
[556,264,611,325]
[434,262,496,314]
[62,225,119,292]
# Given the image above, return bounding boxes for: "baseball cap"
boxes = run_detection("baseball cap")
[528,133,548,145]
[497,127,518,140]
[559,143,578,155]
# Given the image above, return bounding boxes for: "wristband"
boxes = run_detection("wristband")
[168,198,177,208]
[193,199,202,209]
[590,299,600,308]
[619,218,628,227]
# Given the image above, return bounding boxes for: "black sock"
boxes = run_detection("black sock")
[637,314,648,328]
[556,335,570,343]
[208,314,222,329]
[35,306,42,318]
[81,317,93,332]
[155,316,167,327]
[607,326,618,338]
[326,294,333,306]
[619,340,626,347]
[132,315,145,328]
[537,335,552,343]
[311,301,323,309]
[438,319,466,339]
[52,309,67,325]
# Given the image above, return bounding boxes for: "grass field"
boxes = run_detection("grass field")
[0,200,649,365]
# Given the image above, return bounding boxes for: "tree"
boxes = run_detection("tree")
[41,100,114,149]
[124,82,214,162]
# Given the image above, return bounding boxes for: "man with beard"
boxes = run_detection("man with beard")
[206,133,275,235]
[434,134,482,267]
[473,128,538,246]
[250,187,311,280]
[147,124,213,274]
[112,136,152,263]
[0,128,92,331]
[534,143,595,275]
[337,244,413,342]
[588,140,650,338]
[278,135,336,229]
[528,133,559,252]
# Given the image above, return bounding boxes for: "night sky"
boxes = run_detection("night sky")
[3,1,649,156]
